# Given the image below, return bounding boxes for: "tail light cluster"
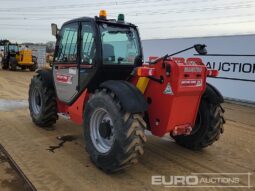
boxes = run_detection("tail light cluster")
[137,67,156,77]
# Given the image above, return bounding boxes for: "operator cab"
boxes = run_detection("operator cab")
[52,10,143,104]
[3,43,19,61]
[5,43,19,55]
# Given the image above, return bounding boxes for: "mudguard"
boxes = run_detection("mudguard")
[36,68,54,89]
[203,83,224,104]
[100,80,148,113]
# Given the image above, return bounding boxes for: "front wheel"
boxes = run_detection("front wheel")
[2,63,8,70]
[28,74,58,127]
[171,99,225,150]
[9,57,17,71]
[84,89,147,172]
[21,66,26,70]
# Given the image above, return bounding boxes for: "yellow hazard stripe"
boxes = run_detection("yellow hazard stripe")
[136,77,150,94]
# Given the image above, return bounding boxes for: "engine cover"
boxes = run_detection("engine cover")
[141,57,207,136]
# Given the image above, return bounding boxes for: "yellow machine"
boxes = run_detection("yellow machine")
[1,43,38,71]
[16,49,33,65]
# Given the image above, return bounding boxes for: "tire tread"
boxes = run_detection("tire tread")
[28,74,58,127]
[84,89,146,172]
[172,100,225,150]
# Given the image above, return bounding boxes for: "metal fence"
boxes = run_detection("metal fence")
[28,45,47,68]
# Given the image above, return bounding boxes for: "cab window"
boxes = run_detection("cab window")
[81,22,96,65]
[100,24,140,65]
[55,23,78,63]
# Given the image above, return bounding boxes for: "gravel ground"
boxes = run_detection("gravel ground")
[0,70,254,191]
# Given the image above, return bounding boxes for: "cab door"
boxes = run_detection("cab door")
[78,21,97,91]
[53,22,79,103]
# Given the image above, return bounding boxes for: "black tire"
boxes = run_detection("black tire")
[21,66,26,70]
[84,89,147,172]
[1,59,8,70]
[2,62,8,70]
[29,63,38,71]
[30,56,38,71]
[171,99,225,150]
[9,57,17,71]
[28,74,58,127]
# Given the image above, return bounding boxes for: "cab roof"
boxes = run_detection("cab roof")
[63,16,136,28]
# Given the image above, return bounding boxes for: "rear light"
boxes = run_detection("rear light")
[207,69,219,77]
[172,124,192,136]
[137,67,156,77]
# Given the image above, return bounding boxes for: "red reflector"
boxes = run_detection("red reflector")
[207,69,219,77]
[137,67,156,77]
[172,124,192,136]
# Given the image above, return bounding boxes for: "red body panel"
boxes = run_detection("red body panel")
[132,57,207,137]
[57,89,89,125]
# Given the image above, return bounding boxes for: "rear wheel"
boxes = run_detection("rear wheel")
[28,74,58,127]
[29,64,37,71]
[21,66,26,70]
[84,89,147,172]
[9,57,17,71]
[171,99,225,150]
[1,60,8,70]
[30,56,38,71]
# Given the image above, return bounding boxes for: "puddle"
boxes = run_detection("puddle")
[47,135,78,153]
[0,99,28,111]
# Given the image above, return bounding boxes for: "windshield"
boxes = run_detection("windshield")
[8,45,19,52]
[100,24,140,65]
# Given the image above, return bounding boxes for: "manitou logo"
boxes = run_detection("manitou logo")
[56,74,73,84]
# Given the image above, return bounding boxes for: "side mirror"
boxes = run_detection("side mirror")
[194,44,207,55]
[51,23,59,37]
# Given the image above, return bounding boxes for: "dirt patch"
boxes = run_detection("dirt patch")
[0,150,27,191]
[0,70,34,100]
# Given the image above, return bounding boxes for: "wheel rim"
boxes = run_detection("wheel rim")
[31,88,42,115]
[90,108,114,153]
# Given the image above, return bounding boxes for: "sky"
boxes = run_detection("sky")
[1,0,255,43]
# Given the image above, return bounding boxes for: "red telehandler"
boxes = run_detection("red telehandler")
[28,11,225,172]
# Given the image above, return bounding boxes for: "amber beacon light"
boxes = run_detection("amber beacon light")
[99,10,107,19]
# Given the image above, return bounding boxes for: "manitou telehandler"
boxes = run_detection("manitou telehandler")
[28,10,225,172]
